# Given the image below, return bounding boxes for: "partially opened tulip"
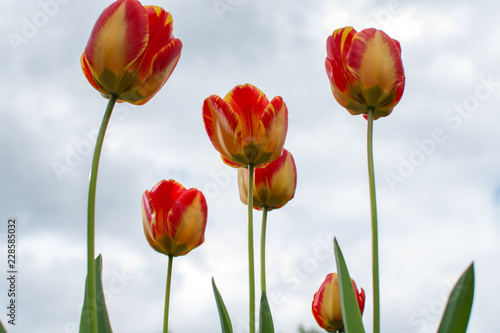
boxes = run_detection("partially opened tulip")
[141,179,207,332]
[81,0,182,105]
[203,83,288,168]
[80,1,182,330]
[238,148,297,211]
[312,273,366,332]
[142,179,207,257]
[325,27,405,119]
[203,83,288,332]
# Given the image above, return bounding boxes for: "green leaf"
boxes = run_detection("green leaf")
[212,278,233,333]
[79,254,113,333]
[437,262,475,333]
[0,320,7,333]
[259,291,275,333]
[333,238,365,333]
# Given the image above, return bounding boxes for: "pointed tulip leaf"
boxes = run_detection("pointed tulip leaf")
[0,320,7,333]
[79,254,113,333]
[212,278,233,333]
[333,238,365,333]
[437,262,475,333]
[259,291,275,333]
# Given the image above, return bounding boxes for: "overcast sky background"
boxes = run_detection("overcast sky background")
[1,0,499,332]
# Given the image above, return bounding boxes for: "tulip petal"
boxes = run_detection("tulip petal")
[139,7,175,75]
[347,29,405,107]
[258,96,287,165]
[81,53,106,95]
[167,189,208,256]
[121,38,182,105]
[326,27,357,94]
[120,7,182,104]
[147,180,185,245]
[326,27,369,115]
[203,95,242,162]
[224,84,270,143]
[265,150,297,209]
[84,0,149,93]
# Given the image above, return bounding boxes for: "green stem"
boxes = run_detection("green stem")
[367,107,380,333]
[164,255,174,333]
[247,164,256,333]
[86,93,118,332]
[260,206,269,293]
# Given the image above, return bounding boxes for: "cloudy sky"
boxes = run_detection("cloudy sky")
[1,0,499,332]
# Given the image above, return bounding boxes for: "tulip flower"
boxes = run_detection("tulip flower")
[202,83,288,168]
[142,179,207,333]
[325,26,405,119]
[204,84,288,332]
[238,148,297,294]
[312,273,366,332]
[81,0,182,105]
[238,148,297,211]
[141,179,207,257]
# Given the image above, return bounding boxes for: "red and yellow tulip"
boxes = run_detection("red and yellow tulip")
[81,0,182,105]
[203,84,288,168]
[312,273,366,332]
[238,148,297,210]
[141,179,207,257]
[325,27,405,119]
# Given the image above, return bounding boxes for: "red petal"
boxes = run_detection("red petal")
[326,27,357,94]
[122,38,182,105]
[260,96,287,163]
[138,7,175,76]
[148,179,185,238]
[203,95,241,160]
[224,84,269,138]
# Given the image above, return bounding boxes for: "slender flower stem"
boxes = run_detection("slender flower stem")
[86,93,118,332]
[164,255,174,333]
[367,106,380,333]
[247,164,256,333]
[260,206,269,293]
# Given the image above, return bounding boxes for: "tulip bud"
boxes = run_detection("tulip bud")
[312,273,366,332]
[141,179,207,257]
[238,149,297,210]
